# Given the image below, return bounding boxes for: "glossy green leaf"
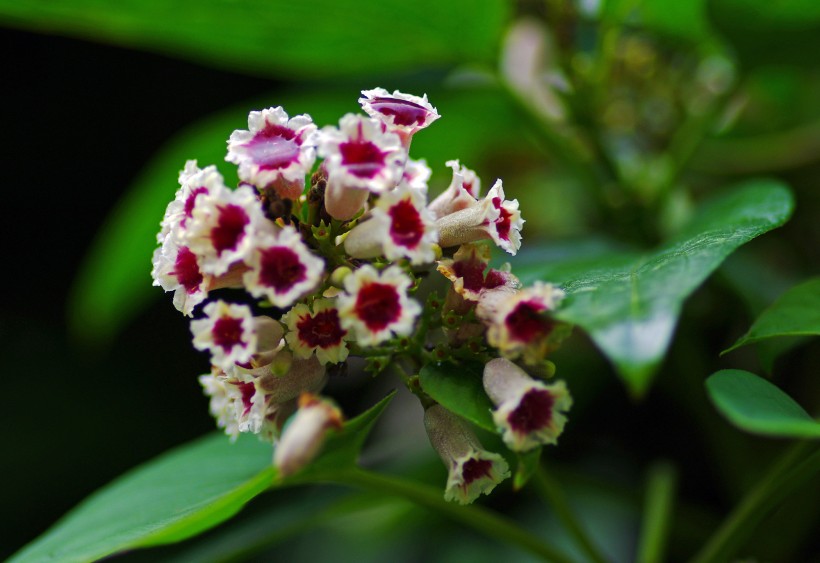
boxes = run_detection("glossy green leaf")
[419,362,496,432]
[68,86,519,342]
[515,180,794,396]
[705,369,820,438]
[0,0,509,78]
[724,277,820,354]
[10,433,274,563]
[707,0,820,68]
[12,391,395,562]
[513,447,542,492]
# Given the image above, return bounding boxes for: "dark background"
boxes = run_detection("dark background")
[0,27,275,557]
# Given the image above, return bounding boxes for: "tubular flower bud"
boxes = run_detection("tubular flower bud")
[226,107,317,199]
[337,265,421,346]
[483,358,572,452]
[344,183,438,265]
[428,160,481,219]
[243,225,325,308]
[435,194,499,249]
[184,184,268,276]
[424,405,510,504]
[437,243,521,302]
[283,299,349,365]
[484,282,565,363]
[359,87,440,147]
[274,393,343,477]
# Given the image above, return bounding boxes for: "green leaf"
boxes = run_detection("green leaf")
[419,361,496,432]
[295,391,396,479]
[515,180,794,396]
[707,0,820,68]
[513,448,542,492]
[69,86,519,343]
[10,433,274,563]
[724,277,820,353]
[705,369,820,438]
[0,0,509,78]
[11,390,394,562]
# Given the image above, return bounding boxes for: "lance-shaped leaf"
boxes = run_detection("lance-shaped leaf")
[706,369,820,439]
[9,433,273,563]
[0,0,509,78]
[515,180,793,396]
[724,277,820,354]
[11,393,396,562]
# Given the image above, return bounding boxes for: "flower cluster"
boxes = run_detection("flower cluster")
[152,88,573,503]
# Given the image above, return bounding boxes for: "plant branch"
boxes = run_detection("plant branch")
[333,467,577,563]
[533,466,609,563]
[636,461,678,563]
[691,442,820,563]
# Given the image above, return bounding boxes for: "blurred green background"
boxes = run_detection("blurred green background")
[2,0,819,560]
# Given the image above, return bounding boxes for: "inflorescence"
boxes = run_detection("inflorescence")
[152,88,573,504]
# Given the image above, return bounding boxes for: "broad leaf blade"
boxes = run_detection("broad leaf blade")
[724,277,820,353]
[419,362,496,432]
[10,433,274,563]
[0,0,509,78]
[705,369,820,438]
[516,180,794,396]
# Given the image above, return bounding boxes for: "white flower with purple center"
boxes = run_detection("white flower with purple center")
[424,404,510,505]
[243,225,324,308]
[344,183,438,265]
[483,358,572,451]
[191,300,258,370]
[157,161,226,243]
[337,265,421,346]
[226,107,317,199]
[184,185,267,276]
[485,180,524,255]
[284,299,349,365]
[485,282,565,362]
[437,243,520,302]
[317,114,405,193]
[403,157,432,194]
[359,87,440,146]
[151,237,209,316]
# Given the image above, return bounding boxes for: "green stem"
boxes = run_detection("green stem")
[636,461,678,563]
[533,467,609,563]
[333,467,576,563]
[691,442,820,563]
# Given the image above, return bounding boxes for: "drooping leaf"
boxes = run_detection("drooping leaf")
[705,369,820,438]
[707,0,820,68]
[68,86,520,343]
[724,277,820,354]
[0,0,509,78]
[419,362,496,432]
[513,447,542,491]
[10,433,274,563]
[515,180,794,396]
